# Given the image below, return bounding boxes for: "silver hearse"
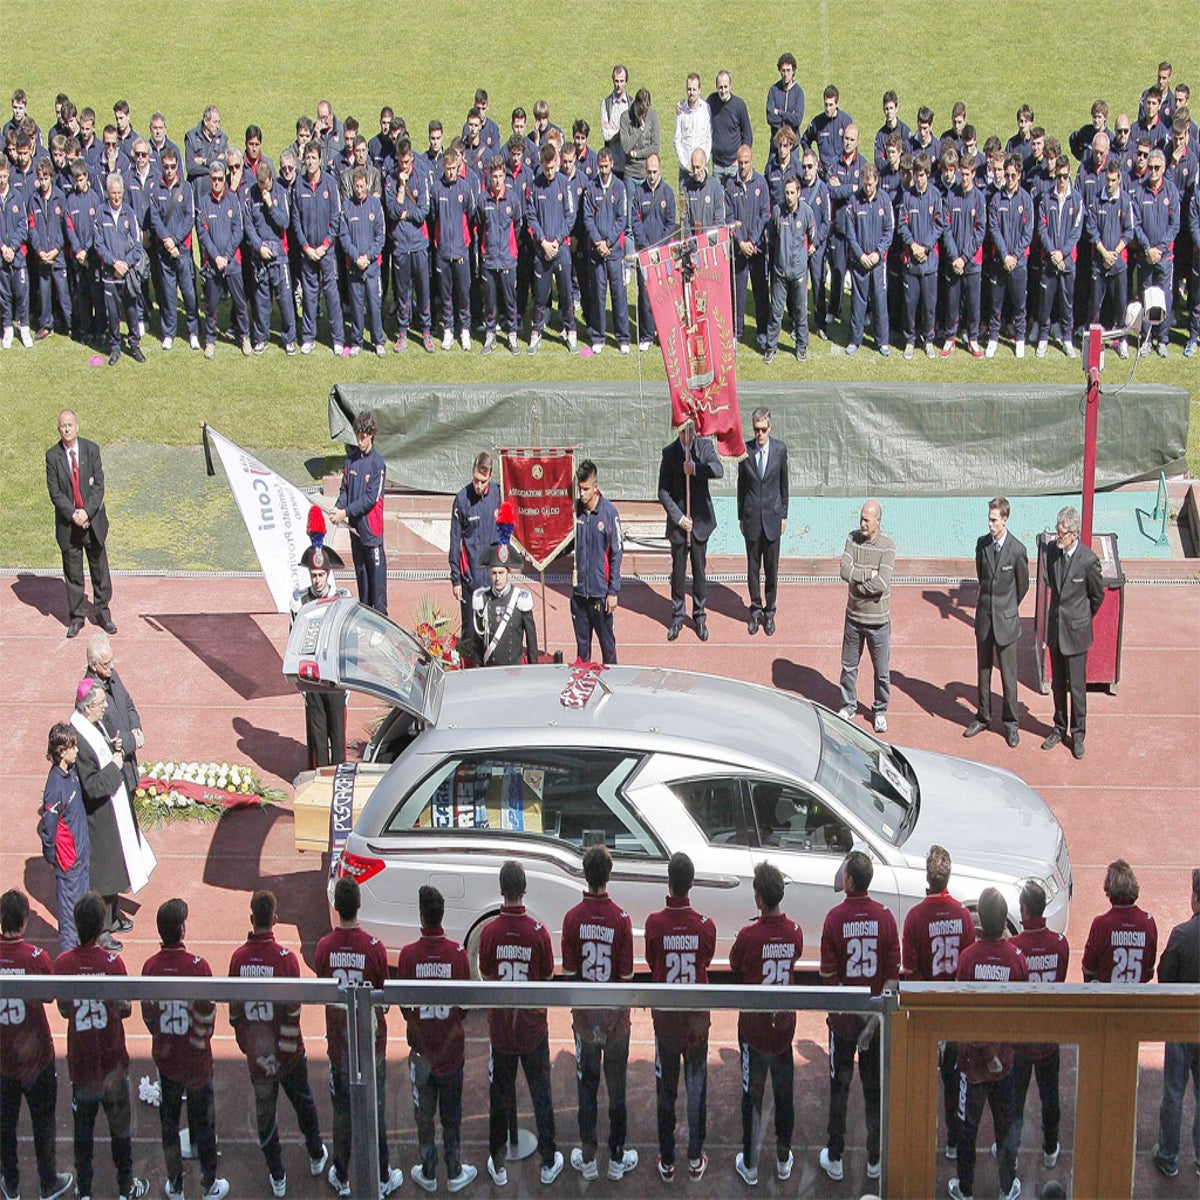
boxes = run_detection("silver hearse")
[284,600,1071,969]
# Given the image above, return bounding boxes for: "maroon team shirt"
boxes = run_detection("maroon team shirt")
[645,895,716,1049]
[141,943,216,1089]
[55,943,130,1091]
[478,904,555,1054]
[902,890,976,981]
[821,892,901,1038]
[955,936,1028,1082]
[396,925,471,1076]
[0,934,55,1086]
[730,911,804,1055]
[561,890,634,1044]
[228,930,306,1080]
[314,925,389,1068]
[1012,918,1070,1059]
[1082,900,1158,983]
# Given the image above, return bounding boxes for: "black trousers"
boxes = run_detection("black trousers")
[72,1070,134,1198]
[488,1037,557,1169]
[159,1074,218,1191]
[571,594,617,665]
[740,1040,794,1168]
[304,690,346,768]
[410,1055,463,1182]
[61,530,113,623]
[745,532,781,617]
[1050,643,1088,738]
[976,633,1019,730]
[574,1032,629,1162]
[827,1027,881,1164]
[656,1038,708,1167]
[251,1054,323,1183]
[669,538,708,621]
[1,1063,60,1197]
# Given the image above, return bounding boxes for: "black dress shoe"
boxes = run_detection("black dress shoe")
[98,933,123,952]
[667,621,682,642]
[695,618,709,642]
[763,615,776,637]
[129,343,146,363]
[1072,736,1085,760]
[747,612,760,635]
[66,618,84,638]
[100,616,117,635]
[963,719,989,739]
[111,913,134,933]
[1041,729,1064,750]
[1006,727,1020,748]
[107,347,121,366]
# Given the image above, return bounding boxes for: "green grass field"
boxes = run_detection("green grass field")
[1,1,1197,568]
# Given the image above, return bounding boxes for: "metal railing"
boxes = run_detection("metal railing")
[3,974,893,1199]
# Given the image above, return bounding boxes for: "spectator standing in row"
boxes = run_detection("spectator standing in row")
[762,175,815,363]
[765,54,804,147]
[674,74,711,191]
[630,152,674,351]
[1083,859,1158,983]
[332,410,388,616]
[708,71,751,182]
[571,459,622,665]
[725,145,770,349]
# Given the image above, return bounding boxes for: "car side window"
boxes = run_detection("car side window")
[383,750,655,857]
[748,779,854,854]
[672,777,752,846]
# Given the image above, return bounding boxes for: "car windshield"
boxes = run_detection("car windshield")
[814,710,917,845]
[339,605,436,719]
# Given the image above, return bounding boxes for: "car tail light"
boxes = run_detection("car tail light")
[298,660,321,682]
[336,852,385,885]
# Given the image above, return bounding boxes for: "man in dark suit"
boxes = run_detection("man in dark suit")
[658,420,723,641]
[737,408,789,636]
[45,410,115,638]
[1042,505,1105,760]
[965,496,1029,746]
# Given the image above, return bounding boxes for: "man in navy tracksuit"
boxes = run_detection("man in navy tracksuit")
[26,161,72,338]
[583,148,630,353]
[764,176,816,363]
[243,160,297,354]
[1035,156,1084,357]
[940,157,988,355]
[429,149,477,350]
[630,155,675,349]
[0,157,32,345]
[572,460,623,665]
[93,174,145,364]
[340,168,387,355]
[293,142,344,354]
[1132,149,1180,356]
[195,161,250,357]
[842,165,893,355]
[725,147,771,347]
[478,157,524,355]
[64,164,101,343]
[798,151,832,337]
[385,142,433,353]
[1085,162,1137,357]
[560,145,592,336]
[39,722,89,954]
[824,125,869,332]
[449,452,500,635]
[765,54,805,146]
[526,144,576,353]
[148,150,200,350]
[332,411,388,616]
[898,153,943,356]
[804,88,853,178]
[985,155,1034,357]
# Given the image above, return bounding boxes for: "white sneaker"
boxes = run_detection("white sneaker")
[734,1153,757,1186]
[947,1180,972,1200]
[985,339,998,358]
[347,345,360,357]
[332,343,345,356]
[619,343,630,354]
[592,342,604,355]
[819,1148,843,1180]
[310,1144,329,1176]
[1043,1142,1060,1167]
[867,1158,881,1179]
[19,326,33,348]
[162,336,173,351]
[1035,341,1048,358]
[540,1151,564,1185]
[838,704,856,720]
[1155,342,1168,358]
[1116,340,1129,360]
[1,327,12,349]
[566,329,577,351]
[1001,1179,1021,1200]
[411,1164,436,1193]
[777,1150,794,1180]
[300,341,315,355]
[570,1149,598,1181]
[508,332,519,354]
[271,1172,287,1198]
[202,1182,229,1200]
[447,1164,476,1194]
[374,342,386,357]
[487,1158,507,1187]
[380,1166,404,1197]
[903,342,914,360]
[638,339,651,352]
[42,1175,74,1200]
[441,330,453,350]
[875,712,889,733]
[945,1143,957,1160]
[189,333,201,351]
[1063,340,1077,359]
[527,331,541,354]
[925,341,936,358]
[328,1164,350,1197]
[1015,339,1026,359]
[607,1148,638,1180]
[460,331,471,352]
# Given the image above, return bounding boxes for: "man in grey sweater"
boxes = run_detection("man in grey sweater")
[838,500,895,733]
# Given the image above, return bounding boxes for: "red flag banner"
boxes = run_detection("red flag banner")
[499,448,576,571]
[637,225,746,460]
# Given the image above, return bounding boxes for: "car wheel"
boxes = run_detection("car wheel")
[465,914,498,980]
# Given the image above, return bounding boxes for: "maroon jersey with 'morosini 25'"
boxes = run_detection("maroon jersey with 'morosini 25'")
[0,934,55,1086]
[561,890,635,1044]
[228,930,306,1080]
[902,890,976,981]
[396,926,471,1076]
[1082,900,1158,983]
[1012,918,1070,1059]
[314,925,389,1069]
[645,895,717,1049]
[955,936,1028,1082]
[55,943,130,1091]
[142,943,216,1089]
[821,892,901,1037]
[478,904,555,1054]
[730,911,804,1055]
